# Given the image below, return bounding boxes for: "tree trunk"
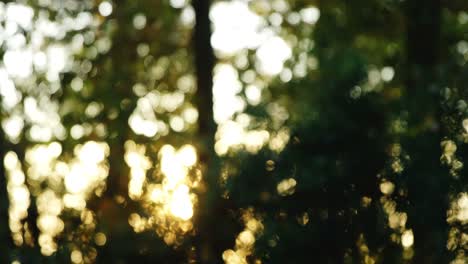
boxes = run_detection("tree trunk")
[0,118,13,263]
[405,0,449,262]
[192,0,221,262]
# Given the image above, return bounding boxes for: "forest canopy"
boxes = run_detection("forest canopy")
[0,0,468,263]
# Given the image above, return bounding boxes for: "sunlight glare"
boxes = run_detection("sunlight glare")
[401,230,414,248]
[256,36,292,76]
[169,185,194,220]
[210,1,266,56]
[98,1,113,17]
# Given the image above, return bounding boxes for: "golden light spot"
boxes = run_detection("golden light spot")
[182,107,198,124]
[222,249,245,264]
[177,144,197,167]
[246,219,261,233]
[9,140,110,254]
[380,181,395,195]
[237,230,255,247]
[38,234,56,256]
[35,189,64,255]
[210,1,263,56]
[126,143,199,245]
[63,194,86,210]
[381,66,395,82]
[128,213,146,233]
[169,185,193,220]
[4,151,30,246]
[401,230,414,248]
[265,160,275,171]
[98,1,112,17]
[70,249,83,264]
[356,234,376,263]
[388,212,407,229]
[391,160,404,173]
[300,6,320,24]
[361,196,372,208]
[223,209,263,264]
[298,212,309,226]
[149,185,164,203]
[125,141,152,199]
[64,141,109,199]
[441,140,457,164]
[4,151,19,170]
[170,116,185,132]
[133,13,147,30]
[269,128,290,153]
[94,232,107,246]
[245,85,261,105]
[64,164,87,194]
[256,36,292,76]
[456,193,468,222]
[10,170,25,188]
[277,178,297,196]
[128,102,159,137]
[76,141,108,164]
[164,232,176,245]
[463,118,468,133]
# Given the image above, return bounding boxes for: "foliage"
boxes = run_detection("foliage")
[0,0,468,263]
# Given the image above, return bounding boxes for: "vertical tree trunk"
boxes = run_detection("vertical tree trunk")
[94,3,137,254]
[0,120,13,263]
[405,0,449,262]
[194,0,216,143]
[192,0,220,262]
[103,13,134,200]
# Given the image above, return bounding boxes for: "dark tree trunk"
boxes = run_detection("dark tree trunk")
[405,0,449,262]
[192,0,223,262]
[194,0,216,144]
[0,121,13,262]
[103,10,134,199]
[92,3,138,257]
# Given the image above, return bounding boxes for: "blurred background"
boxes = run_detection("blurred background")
[0,0,467,263]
